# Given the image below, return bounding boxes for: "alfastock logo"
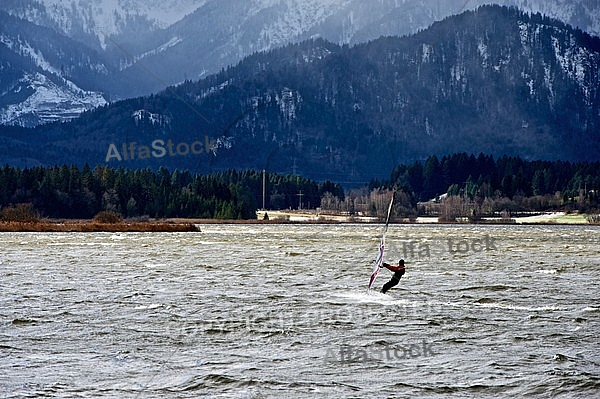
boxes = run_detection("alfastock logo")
[105,136,217,162]
[325,340,436,363]
[384,234,498,261]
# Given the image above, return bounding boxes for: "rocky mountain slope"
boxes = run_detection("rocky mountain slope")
[2,6,598,184]
[0,0,598,126]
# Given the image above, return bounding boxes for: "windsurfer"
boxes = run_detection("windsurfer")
[381,259,406,294]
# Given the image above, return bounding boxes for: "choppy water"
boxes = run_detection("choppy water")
[1,224,599,398]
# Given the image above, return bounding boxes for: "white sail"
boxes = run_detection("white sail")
[368,193,395,290]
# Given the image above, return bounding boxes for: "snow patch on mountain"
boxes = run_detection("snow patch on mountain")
[302,45,333,63]
[551,35,595,102]
[0,72,107,127]
[132,109,171,126]
[120,36,183,71]
[256,0,351,50]
[490,0,600,36]
[1,34,62,76]
[14,0,204,48]
[277,87,299,122]
[197,80,231,101]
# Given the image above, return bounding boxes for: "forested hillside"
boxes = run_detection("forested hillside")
[2,6,598,184]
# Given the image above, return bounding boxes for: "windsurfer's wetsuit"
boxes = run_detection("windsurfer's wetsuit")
[381,261,405,294]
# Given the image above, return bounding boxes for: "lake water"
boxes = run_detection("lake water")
[1,224,599,398]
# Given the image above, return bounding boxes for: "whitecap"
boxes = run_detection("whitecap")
[582,307,599,312]
[535,269,558,274]
[134,303,162,310]
[331,290,411,306]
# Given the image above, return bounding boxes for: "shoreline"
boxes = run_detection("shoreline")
[253,210,595,226]
[0,211,596,232]
[0,220,200,233]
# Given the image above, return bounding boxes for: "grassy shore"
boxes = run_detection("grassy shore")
[256,210,598,225]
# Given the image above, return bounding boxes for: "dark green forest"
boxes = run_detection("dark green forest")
[1,153,598,221]
[0,165,344,220]
[375,153,600,213]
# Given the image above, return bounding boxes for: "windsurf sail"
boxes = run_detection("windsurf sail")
[368,236,385,290]
[368,192,395,290]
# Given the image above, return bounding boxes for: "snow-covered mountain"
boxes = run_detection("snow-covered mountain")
[505,0,599,38]
[0,11,109,127]
[0,72,107,127]
[1,0,205,48]
[9,0,600,43]
[3,6,598,176]
[1,0,599,127]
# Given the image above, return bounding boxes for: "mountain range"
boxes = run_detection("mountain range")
[2,5,598,185]
[0,0,599,126]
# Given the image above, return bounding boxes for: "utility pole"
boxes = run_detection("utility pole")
[262,169,266,210]
[297,190,304,210]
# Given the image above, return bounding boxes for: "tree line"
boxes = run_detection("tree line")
[0,165,344,220]
[369,153,600,217]
[1,153,598,222]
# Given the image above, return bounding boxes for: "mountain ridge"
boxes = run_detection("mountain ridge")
[1,0,599,126]
[2,6,598,184]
